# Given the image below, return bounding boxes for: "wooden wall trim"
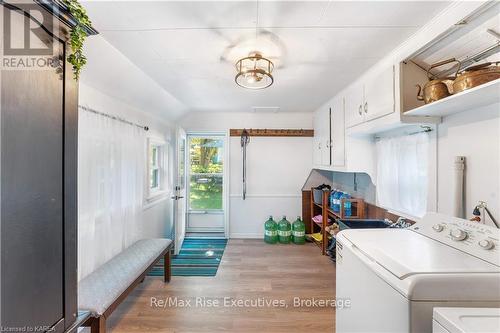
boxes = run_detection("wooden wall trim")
[229,129,314,137]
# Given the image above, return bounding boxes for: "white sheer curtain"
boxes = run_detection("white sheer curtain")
[376,132,429,218]
[78,109,145,280]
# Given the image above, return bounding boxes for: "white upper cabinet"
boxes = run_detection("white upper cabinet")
[312,96,345,168]
[320,107,331,166]
[363,65,395,121]
[331,96,345,167]
[313,107,330,166]
[345,82,364,128]
[345,65,395,128]
[312,110,323,166]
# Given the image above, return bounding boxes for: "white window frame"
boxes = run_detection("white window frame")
[146,137,168,202]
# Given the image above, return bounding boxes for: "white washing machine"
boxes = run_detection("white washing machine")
[336,212,500,333]
[433,307,500,333]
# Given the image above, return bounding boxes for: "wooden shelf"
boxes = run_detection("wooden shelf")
[313,198,364,219]
[312,218,331,228]
[310,189,365,255]
[404,79,500,118]
[230,128,314,137]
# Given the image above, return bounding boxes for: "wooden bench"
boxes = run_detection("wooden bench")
[79,238,173,333]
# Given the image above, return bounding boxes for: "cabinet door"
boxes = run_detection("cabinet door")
[320,107,331,166]
[312,110,322,165]
[2,45,64,328]
[363,64,395,121]
[331,97,345,167]
[344,84,364,128]
[1,6,78,330]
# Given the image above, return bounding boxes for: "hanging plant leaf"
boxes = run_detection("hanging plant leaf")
[64,0,92,80]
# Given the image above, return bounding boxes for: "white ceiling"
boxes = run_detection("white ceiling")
[83,1,450,116]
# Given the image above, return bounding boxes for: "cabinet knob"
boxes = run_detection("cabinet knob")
[358,105,363,116]
[364,102,368,114]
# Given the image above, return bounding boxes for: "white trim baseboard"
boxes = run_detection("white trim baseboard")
[229,194,301,198]
[229,233,262,239]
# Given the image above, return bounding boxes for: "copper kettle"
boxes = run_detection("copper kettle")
[416,58,461,104]
[453,61,500,94]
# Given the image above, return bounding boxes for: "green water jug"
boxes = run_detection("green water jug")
[278,216,291,244]
[292,216,306,245]
[264,216,278,244]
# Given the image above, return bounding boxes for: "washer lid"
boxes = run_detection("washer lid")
[433,308,500,333]
[341,229,499,279]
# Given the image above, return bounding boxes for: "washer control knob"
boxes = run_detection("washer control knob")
[450,228,468,241]
[432,224,444,232]
[478,239,494,250]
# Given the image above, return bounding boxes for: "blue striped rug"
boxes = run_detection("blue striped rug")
[148,238,227,277]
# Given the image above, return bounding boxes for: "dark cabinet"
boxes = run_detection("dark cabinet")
[0,2,96,332]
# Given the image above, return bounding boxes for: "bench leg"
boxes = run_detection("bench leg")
[90,316,106,333]
[164,250,171,283]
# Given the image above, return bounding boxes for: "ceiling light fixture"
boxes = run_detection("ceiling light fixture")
[235,52,274,89]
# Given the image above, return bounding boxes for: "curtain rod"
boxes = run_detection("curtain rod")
[78,105,149,131]
[374,126,432,140]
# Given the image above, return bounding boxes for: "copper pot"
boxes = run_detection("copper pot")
[416,58,461,104]
[452,62,500,94]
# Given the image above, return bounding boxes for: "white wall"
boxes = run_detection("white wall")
[77,83,176,280]
[436,103,500,227]
[82,36,187,120]
[77,35,179,280]
[180,112,313,238]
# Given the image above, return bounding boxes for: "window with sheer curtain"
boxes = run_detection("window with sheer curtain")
[78,109,145,280]
[375,132,430,218]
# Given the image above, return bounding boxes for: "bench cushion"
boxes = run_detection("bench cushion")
[78,238,171,315]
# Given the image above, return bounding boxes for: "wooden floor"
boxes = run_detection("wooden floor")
[107,239,336,333]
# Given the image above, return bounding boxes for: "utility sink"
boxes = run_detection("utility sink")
[338,219,391,231]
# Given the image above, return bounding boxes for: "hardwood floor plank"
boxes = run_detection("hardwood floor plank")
[106,239,336,333]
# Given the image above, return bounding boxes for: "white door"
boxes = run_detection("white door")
[344,83,365,128]
[364,64,395,121]
[331,96,345,167]
[186,134,225,232]
[173,127,187,255]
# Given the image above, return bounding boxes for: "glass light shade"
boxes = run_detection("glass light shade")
[235,53,274,89]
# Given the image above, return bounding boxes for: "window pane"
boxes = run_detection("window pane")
[189,137,223,210]
[150,168,159,189]
[151,146,158,167]
[189,174,222,210]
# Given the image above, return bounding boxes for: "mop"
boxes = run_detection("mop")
[241,129,250,200]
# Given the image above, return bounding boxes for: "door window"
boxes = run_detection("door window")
[188,136,224,211]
